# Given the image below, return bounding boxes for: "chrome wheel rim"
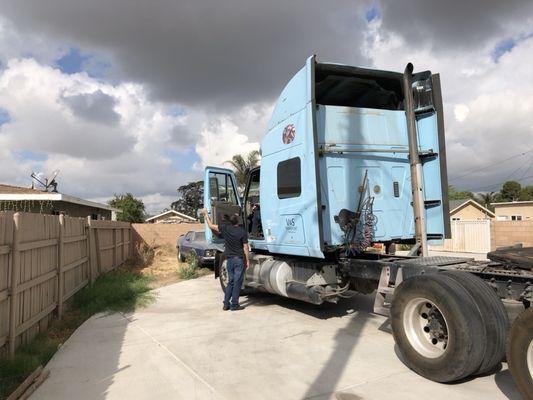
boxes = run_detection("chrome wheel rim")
[220,260,229,288]
[403,297,449,358]
[526,340,533,379]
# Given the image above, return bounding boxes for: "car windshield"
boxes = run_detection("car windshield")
[194,231,206,241]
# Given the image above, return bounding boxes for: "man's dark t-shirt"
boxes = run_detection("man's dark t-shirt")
[219,223,248,258]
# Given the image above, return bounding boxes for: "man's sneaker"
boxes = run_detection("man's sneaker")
[223,304,230,311]
[230,305,245,311]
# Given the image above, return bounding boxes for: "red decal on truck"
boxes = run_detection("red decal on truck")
[282,124,296,144]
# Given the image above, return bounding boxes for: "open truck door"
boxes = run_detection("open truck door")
[203,167,242,244]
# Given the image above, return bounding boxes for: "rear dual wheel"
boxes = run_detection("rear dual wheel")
[391,272,508,383]
[507,307,533,399]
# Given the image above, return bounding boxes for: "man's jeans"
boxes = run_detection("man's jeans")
[224,257,245,308]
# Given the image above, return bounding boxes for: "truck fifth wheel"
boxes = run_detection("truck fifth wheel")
[203,56,533,384]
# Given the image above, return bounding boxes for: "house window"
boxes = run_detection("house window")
[277,157,301,199]
[451,217,461,221]
[91,214,98,220]
[511,215,522,221]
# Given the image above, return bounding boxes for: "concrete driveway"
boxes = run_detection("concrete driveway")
[32,275,520,400]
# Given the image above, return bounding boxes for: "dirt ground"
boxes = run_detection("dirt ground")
[127,244,213,288]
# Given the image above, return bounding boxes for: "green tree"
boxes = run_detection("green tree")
[109,193,146,223]
[519,185,533,201]
[499,181,522,202]
[475,192,496,211]
[448,185,475,201]
[171,180,203,218]
[225,150,260,188]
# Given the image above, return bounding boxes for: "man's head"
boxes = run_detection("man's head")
[229,213,240,226]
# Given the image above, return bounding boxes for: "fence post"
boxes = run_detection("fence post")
[94,225,102,275]
[57,214,65,320]
[8,212,21,356]
[122,228,126,265]
[113,228,117,269]
[86,217,93,284]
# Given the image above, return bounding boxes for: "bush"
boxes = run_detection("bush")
[135,241,155,267]
[0,269,155,399]
[73,270,155,315]
[176,251,199,279]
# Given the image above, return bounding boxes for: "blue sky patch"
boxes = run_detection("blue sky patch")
[365,5,380,22]
[168,146,201,172]
[15,151,48,162]
[0,108,11,126]
[56,48,90,74]
[492,38,516,62]
[492,32,533,62]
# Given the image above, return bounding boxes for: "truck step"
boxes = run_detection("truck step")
[373,266,404,316]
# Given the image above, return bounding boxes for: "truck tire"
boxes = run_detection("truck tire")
[441,271,509,375]
[219,254,229,292]
[218,254,249,295]
[390,274,486,382]
[507,307,533,399]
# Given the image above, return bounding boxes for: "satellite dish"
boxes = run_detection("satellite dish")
[30,169,60,192]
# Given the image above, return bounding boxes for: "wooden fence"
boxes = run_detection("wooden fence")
[429,219,491,254]
[0,212,132,356]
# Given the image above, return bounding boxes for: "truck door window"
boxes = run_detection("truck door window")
[245,170,263,239]
[209,172,238,205]
[277,157,301,199]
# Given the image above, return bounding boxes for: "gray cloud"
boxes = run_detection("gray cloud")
[0,0,369,109]
[62,90,120,126]
[379,0,533,51]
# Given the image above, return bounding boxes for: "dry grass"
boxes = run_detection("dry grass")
[128,243,212,288]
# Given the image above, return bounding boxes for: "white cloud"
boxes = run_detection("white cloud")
[195,115,260,169]
[0,58,199,213]
[454,104,469,122]
[362,17,533,191]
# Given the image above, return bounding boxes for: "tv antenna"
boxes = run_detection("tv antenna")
[31,169,60,192]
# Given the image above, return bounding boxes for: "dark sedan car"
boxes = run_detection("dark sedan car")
[177,230,222,265]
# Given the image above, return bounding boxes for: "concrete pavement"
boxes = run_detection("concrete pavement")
[31,275,520,400]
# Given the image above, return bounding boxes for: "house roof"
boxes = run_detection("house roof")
[0,183,119,212]
[449,198,495,217]
[491,200,533,206]
[145,209,197,222]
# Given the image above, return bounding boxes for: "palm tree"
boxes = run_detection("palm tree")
[475,191,496,211]
[225,150,260,188]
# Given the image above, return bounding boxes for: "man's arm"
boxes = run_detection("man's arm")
[201,208,219,233]
[243,242,250,269]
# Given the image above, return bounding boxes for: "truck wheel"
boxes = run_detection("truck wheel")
[218,254,249,295]
[390,274,486,382]
[441,270,509,375]
[507,307,533,399]
[219,255,229,292]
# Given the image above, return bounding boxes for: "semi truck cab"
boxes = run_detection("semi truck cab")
[202,56,533,386]
[204,55,449,258]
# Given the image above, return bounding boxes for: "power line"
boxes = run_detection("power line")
[470,174,533,192]
[449,148,533,182]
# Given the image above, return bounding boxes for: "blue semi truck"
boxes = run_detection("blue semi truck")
[203,56,533,392]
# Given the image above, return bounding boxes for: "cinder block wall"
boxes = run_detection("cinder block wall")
[132,223,204,248]
[491,221,533,251]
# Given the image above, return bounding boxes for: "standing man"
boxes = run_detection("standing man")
[202,209,249,311]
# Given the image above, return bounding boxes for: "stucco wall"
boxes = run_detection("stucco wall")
[493,204,533,220]
[451,204,491,220]
[132,222,204,248]
[491,220,533,250]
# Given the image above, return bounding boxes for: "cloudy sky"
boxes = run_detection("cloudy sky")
[0,0,532,213]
